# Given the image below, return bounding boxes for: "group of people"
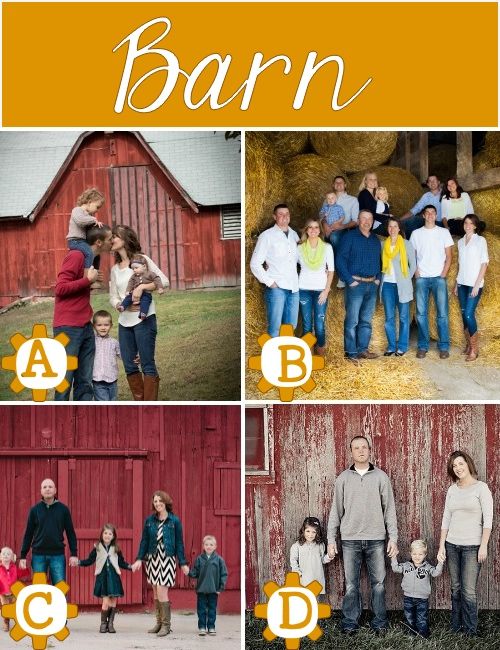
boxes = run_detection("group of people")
[289,438,493,638]
[250,173,489,362]
[1,480,227,637]
[54,188,169,401]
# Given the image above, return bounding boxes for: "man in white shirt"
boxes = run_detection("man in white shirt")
[409,205,454,359]
[250,204,299,337]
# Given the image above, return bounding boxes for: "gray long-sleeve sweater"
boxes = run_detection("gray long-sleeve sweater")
[391,558,443,598]
[327,464,398,542]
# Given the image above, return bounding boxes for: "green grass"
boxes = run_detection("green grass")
[246,610,500,649]
[0,289,240,401]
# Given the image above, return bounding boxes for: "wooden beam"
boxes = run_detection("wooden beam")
[419,132,428,181]
[459,167,500,191]
[457,132,473,179]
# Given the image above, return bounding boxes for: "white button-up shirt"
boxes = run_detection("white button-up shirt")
[456,234,489,287]
[250,225,300,291]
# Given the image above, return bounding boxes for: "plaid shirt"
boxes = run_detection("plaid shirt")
[93,335,120,383]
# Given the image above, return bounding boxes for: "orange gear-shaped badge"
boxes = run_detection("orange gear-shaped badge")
[2,324,78,401]
[1,572,78,650]
[254,572,331,649]
[249,325,325,402]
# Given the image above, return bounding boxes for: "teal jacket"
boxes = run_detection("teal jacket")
[189,552,228,593]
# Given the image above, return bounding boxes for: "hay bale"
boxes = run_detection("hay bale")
[348,166,423,218]
[245,132,285,237]
[473,151,493,171]
[428,144,456,181]
[283,154,343,227]
[470,186,500,236]
[483,132,500,167]
[310,132,397,173]
[428,233,500,358]
[262,132,310,162]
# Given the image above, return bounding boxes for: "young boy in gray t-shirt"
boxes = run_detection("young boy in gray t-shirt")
[391,539,443,638]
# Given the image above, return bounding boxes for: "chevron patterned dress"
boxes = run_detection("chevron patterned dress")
[145,519,176,586]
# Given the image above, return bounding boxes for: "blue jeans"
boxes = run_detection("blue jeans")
[343,282,377,357]
[341,540,387,631]
[457,285,483,336]
[264,287,299,338]
[67,239,100,269]
[31,554,66,583]
[403,596,429,637]
[381,282,410,353]
[121,291,153,316]
[197,593,218,630]
[53,323,95,400]
[415,276,449,351]
[118,315,158,376]
[445,542,481,635]
[93,380,118,401]
[299,289,328,347]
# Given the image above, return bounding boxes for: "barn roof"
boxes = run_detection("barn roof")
[0,131,241,220]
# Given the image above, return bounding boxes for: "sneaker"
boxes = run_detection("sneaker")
[208,629,216,635]
[358,351,378,359]
[395,350,406,356]
[198,629,207,636]
[416,349,427,359]
[337,280,346,289]
[439,350,450,359]
[383,351,395,357]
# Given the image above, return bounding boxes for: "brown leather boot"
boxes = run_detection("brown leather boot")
[466,333,479,361]
[157,601,171,636]
[99,609,109,633]
[143,375,160,401]
[126,373,144,400]
[148,600,162,633]
[463,330,471,355]
[107,608,116,633]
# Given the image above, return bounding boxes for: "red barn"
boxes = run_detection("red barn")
[0,405,240,612]
[0,131,241,307]
[245,404,499,611]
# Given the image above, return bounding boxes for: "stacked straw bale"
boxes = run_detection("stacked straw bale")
[428,233,500,362]
[348,166,423,217]
[284,154,343,226]
[310,131,397,172]
[428,144,456,181]
[262,132,309,162]
[470,142,500,236]
[245,132,285,237]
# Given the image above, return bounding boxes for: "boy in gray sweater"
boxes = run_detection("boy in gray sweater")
[188,535,228,636]
[391,539,443,637]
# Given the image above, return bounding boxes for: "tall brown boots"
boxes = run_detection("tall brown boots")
[466,333,479,361]
[148,600,161,633]
[156,601,171,636]
[126,373,144,400]
[143,375,160,401]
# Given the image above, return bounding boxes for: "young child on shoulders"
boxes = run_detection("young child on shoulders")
[78,524,132,633]
[0,547,30,631]
[92,311,121,401]
[118,254,165,320]
[67,188,105,279]
[188,535,228,636]
[290,516,332,596]
[391,538,444,638]
[320,192,346,248]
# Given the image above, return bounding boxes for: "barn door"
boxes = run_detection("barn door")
[213,462,240,596]
[109,166,186,289]
[57,457,144,606]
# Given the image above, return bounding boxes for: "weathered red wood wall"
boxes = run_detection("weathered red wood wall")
[1,132,240,305]
[245,404,499,611]
[0,405,241,612]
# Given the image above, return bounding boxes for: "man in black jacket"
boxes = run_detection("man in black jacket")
[19,479,78,583]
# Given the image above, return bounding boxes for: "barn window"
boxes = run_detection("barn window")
[221,204,241,239]
[245,405,273,478]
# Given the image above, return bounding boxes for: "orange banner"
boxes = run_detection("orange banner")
[2,2,498,127]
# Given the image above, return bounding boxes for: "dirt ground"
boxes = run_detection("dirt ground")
[6,612,241,650]
[419,345,500,399]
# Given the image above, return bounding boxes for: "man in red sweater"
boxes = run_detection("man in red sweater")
[53,226,113,400]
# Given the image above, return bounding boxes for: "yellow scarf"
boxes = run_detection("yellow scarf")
[382,235,408,278]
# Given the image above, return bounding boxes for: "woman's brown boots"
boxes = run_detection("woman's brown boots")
[466,333,479,361]
[143,375,160,401]
[157,601,171,636]
[126,373,144,400]
[148,600,162,633]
